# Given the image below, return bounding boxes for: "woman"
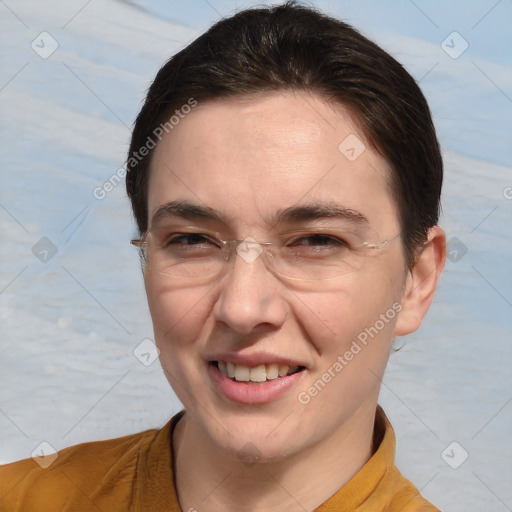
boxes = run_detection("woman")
[0,2,445,510]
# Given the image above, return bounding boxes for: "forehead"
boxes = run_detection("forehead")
[147,91,398,233]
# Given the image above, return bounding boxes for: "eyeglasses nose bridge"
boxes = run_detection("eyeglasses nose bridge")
[222,239,273,263]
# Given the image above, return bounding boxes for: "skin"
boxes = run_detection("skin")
[144,91,446,512]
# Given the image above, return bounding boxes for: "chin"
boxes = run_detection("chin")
[202,409,308,464]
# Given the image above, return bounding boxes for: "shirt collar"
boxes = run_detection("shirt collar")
[136,406,395,512]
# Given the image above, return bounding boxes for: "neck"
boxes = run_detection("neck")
[173,405,377,512]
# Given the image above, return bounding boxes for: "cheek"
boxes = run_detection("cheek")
[296,285,400,409]
[295,281,396,346]
[145,280,213,354]
[294,274,402,396]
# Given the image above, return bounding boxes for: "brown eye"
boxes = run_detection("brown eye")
[165,233,217,246]
[290,234,348,248]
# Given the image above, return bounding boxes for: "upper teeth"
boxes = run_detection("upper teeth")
[217,361,299,382]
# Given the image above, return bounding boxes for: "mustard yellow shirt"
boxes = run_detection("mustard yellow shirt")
[0,407,438,511]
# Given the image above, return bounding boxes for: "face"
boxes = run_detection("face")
[145,91,408,462]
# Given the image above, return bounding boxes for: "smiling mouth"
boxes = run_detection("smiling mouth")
[211,361,305,383]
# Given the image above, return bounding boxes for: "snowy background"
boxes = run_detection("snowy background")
[1,0,511,510]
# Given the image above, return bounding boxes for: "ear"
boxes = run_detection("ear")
[394,226,446,336]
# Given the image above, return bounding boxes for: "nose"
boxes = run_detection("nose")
[212,245,288,336]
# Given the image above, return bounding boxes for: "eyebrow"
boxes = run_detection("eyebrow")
[150,201,231,228]
[271,203,368,226]
[149,200,369,229]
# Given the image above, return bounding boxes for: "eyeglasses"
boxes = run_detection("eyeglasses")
[131,225,400,286]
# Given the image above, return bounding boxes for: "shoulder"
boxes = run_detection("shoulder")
[0,428,160,512]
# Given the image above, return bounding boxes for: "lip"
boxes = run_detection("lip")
[208,362,306,405]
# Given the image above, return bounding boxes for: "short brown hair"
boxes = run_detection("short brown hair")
[126,1,442,267]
